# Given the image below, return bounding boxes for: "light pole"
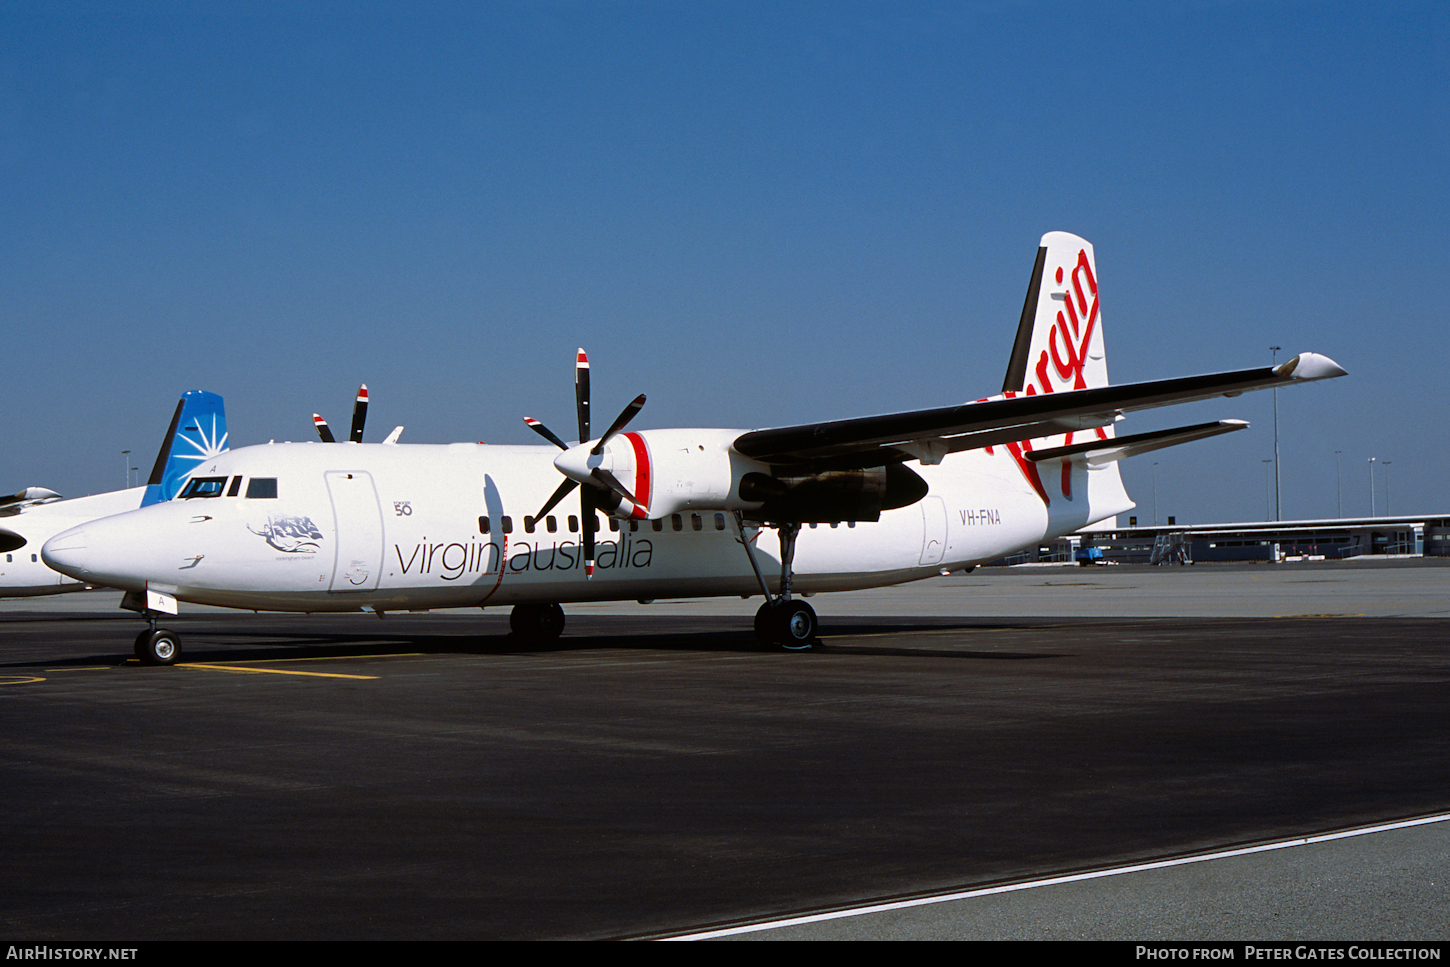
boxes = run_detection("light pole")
[1368,456,1377,516]
[1262,459,1273,521]
[121,450,131,489]
[1334,450,1342,518]
[1382,461,1392,517]
[1152,461,1158,525]
[1270,346,1281,520]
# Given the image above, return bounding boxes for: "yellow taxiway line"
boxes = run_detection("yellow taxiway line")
[179,663,379,680]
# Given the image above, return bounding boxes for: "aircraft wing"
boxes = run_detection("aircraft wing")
[732,352,1344,468]
[0,488,64,517]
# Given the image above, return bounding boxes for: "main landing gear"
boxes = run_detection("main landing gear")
[510,602,566,644]
[753,597,818,650]
[735,515,820,650]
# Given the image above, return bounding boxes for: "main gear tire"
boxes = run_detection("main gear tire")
[754,600,819,650]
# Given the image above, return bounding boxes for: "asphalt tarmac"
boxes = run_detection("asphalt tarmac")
[2,560,1448,940]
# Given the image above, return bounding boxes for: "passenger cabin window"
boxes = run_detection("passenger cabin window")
[479,515,516,534]
[179,477,228,499]
[245,478,278,499]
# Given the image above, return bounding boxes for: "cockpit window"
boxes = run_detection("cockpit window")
[245,478,278,499]
[179,477,228,499]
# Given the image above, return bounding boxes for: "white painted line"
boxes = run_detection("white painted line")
[663,812,1450,941]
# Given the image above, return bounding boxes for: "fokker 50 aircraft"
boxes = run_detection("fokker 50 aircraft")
[43,233,1345,664]
[1,391,227,596]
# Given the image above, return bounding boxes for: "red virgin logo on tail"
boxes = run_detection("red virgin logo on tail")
[999,248,1107,506]
[1044,248,1099,392]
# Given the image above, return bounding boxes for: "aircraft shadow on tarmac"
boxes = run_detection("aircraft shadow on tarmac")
[0,614,1070,666]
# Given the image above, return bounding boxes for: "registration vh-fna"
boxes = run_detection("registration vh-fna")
[43,233,1345,664]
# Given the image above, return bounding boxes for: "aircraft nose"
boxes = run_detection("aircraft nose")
[43,515,151,592]
[41,526,92,579]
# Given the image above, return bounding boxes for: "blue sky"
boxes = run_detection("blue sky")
[3,1,1445,523]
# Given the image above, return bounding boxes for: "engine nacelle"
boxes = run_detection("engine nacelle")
[736,465,928,523]
[582,428,757,519]
[583,428,928,522]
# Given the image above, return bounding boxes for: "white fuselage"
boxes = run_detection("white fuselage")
[0,488,146,596]
[41,438,1134,613]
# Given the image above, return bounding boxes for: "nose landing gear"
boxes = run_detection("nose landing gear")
[133,622,181,665]
[121,590,182,665]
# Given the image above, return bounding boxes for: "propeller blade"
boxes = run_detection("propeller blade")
[591,467,640,508]
[313,414,336,444]
[574,348,590,445]
[581,486,597,578]
[523,417,570,451]
[349,385,368,444]
[534,478,578,522]
[591,394,646,455]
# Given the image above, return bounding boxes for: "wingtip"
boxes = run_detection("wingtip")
[1276,352,1348,380]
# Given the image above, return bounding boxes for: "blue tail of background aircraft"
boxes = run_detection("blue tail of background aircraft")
[140,391,228,507]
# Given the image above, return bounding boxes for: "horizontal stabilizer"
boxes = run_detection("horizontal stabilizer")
[1026,420,1248,466]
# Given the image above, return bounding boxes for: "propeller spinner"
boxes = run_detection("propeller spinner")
[313,385,369,444]
[523,349,646,577]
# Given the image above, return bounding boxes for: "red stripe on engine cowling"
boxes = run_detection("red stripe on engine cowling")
[624,432,650,519]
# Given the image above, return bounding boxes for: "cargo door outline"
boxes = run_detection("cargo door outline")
[325,471,384,592]
[919,495,947,566]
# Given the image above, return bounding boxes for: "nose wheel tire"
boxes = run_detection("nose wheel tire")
[754,600,818,650]
[509,603,566,643]
[135,629,181,665]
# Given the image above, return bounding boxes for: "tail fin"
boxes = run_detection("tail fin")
[997,233,1129,523]
[1002,231,1109,395]
[140,391,228,507]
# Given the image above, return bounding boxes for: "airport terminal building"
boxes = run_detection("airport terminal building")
[999,514,1450,566]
